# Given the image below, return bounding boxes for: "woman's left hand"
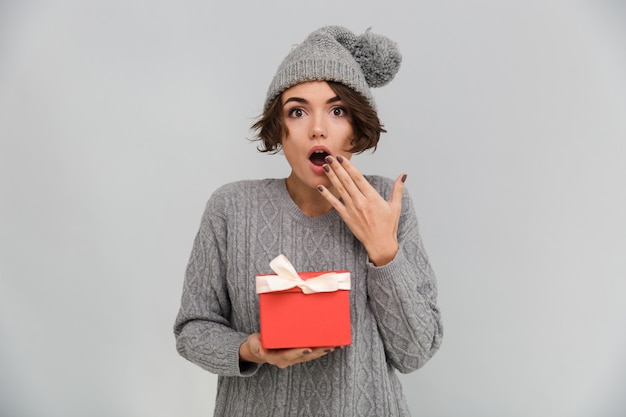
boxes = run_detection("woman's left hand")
[318,155,406,266]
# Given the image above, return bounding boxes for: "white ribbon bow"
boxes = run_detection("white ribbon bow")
[255,254,351,295]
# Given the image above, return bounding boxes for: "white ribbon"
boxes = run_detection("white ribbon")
[255,254,351,295]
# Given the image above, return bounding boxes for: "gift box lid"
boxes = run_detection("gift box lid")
[256,270,350,294]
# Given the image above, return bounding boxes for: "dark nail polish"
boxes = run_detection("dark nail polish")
[323,164,330,172]
[336,155,344,163]
[303,349,312,354]
[401,174,407,183]
[317,185,324,192]
[325,155,333,164]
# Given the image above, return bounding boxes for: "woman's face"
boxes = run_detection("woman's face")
[281,81,354,191]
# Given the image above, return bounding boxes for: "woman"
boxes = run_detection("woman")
[174,25,443,416]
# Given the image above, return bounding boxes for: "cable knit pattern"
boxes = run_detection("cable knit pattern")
[174,176,443,417]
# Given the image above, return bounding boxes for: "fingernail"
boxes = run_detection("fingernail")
[325,155,333,164]
[317,185,324,192]
[336,155,344,163]
[401,174,407,183]
[303,349,312,354]
[323,164,330,172]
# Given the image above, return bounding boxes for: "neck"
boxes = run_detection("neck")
[285,175,335,218]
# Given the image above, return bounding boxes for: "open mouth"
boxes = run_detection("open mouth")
[309,149,330,166]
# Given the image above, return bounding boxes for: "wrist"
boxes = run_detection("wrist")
[239,335,265,364]
[239,339,253,362]
[367,242,398,266]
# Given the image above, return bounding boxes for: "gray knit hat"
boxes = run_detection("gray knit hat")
[264,25,402,110]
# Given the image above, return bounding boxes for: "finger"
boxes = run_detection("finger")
[290,347,321,362]
[280,348,326,367]
[265,348,307,368]
[247,333,266,360]
[389,173,407,208]
[334,155,376,197]
[324,156,362,201]
[256,344,268,358]
[311,346,335,356]
[316,184,347,216]
[297,347,335,363]
[288,346,335,360]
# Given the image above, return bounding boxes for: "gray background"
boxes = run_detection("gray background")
[1,0,625,416]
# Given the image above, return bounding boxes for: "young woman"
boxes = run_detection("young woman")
[174,25,443,416]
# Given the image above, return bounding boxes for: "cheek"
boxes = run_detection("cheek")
[280,138,300,162]
[342,121,355,137]
[341,126,355,147]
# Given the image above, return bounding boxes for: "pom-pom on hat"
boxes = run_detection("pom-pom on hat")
[264,25,402,110]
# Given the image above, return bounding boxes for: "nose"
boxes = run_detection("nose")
[310,113,326,139]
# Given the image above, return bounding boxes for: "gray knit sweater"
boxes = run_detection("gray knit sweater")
[174,176,443,416]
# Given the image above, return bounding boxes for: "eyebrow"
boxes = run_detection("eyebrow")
[283,96,341,106]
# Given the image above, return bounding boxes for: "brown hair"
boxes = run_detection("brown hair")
[251,81,386,154]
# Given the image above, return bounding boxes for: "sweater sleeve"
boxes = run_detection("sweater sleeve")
[366,187,443,373]
[173,196,260,377]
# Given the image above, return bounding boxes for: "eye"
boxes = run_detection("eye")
[287,107,305,118]
[331,106,347,117]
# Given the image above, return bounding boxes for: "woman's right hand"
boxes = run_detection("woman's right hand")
[239,333,335,369]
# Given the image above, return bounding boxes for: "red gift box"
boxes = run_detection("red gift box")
[256,255,351,349]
